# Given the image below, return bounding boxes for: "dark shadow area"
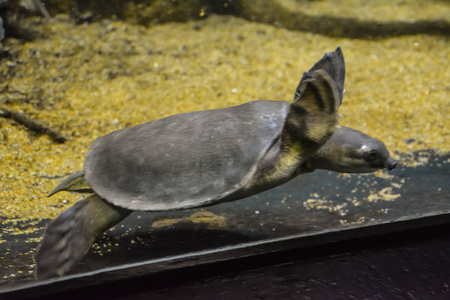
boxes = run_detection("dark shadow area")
[8,222,450,299]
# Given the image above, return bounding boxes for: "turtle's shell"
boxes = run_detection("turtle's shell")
[84,100,290,211]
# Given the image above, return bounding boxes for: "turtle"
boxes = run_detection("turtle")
[35,47,397,279]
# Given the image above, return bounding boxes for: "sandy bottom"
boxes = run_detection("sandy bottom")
[0,14,448,233]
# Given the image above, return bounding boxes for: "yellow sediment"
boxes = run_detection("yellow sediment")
[152,211,227,230]
[0,14,448,233]
[279,0,450,22]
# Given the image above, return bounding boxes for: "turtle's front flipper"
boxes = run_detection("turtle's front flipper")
[295,46,345,104]
[250,69,341,192]
[35,194,131,279]
[288,69,340,149]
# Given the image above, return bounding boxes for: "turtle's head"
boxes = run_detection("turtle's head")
[305,126,397,173]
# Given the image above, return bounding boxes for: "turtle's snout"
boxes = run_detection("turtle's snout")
[386,158,398,171]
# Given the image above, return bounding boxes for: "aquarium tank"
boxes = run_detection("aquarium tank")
[0,0,448,298]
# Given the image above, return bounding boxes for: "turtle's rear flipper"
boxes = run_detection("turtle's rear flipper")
[34,194,131,280]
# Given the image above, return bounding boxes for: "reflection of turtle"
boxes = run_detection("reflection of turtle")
[35,47,397,279]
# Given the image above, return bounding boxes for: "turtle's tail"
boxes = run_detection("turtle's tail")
[48,171,93,197]
[34,194,131,280]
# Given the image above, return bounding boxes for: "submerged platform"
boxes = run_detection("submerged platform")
[1,150,449,299]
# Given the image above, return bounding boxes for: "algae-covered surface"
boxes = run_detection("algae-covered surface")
[0,0,449,290]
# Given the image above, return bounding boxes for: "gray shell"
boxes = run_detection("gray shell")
[84,100,290,211]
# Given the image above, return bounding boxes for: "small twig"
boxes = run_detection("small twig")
[32,0,51,20]
[0,106,67,143]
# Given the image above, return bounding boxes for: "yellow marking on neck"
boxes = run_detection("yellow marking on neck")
[277,142,305,173]
[253,142,305,189]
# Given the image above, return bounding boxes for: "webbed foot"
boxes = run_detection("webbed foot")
[35,194,131,279]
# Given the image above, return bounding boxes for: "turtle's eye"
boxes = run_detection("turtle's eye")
[367,150,378,160]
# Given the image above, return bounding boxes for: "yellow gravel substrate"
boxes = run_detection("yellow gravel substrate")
[0,15,448,233]
[280,0,450,22]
